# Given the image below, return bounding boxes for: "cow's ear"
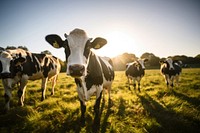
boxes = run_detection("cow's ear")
[91,37,107,49]
[45,34,65,48]
[159,60,165,64]
[143,58,148,62]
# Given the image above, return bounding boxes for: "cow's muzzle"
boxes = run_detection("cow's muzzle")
[0,72,13,79]
[69,64,85,77]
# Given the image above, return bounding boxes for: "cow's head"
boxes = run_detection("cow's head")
[0,51,26,79]
[159,58,174,70]
[136,58,148,70]
[45,28,107,78]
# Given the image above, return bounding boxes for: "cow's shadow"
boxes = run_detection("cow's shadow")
[61,98,113,133]
[172,89,200,109]
[137,93,200,133]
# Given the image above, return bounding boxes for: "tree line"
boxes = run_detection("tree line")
[1,46,200,71]
[112,52,200,71]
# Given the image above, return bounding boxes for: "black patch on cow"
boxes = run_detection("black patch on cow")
[99,57,114,81]
[0,61,2,73]
[21,53,45,76]
[43,56,56,78]
[84,40,91,59]
[64,40,71,62]
[161,62,182,78]
[126,62,145,77]
[85,52,103,90]
[75,78,82,87]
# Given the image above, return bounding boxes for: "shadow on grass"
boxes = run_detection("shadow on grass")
[138,93,200,133]
[101,99,114,133]
[172,90,200,109]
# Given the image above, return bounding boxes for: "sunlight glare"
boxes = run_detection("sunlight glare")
[94,30,138,58]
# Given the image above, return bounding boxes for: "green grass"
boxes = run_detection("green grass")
[0,68,200,133]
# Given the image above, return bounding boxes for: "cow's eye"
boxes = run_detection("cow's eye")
[84,40,91,58]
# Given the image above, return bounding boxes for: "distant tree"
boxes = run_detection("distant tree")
[195,54,200,59]
[5,46,17,50]
[112,53,137,70]
[18,46,29,51]
[141,52,160,68]
[0,47,4,51]
[41,50,52,55]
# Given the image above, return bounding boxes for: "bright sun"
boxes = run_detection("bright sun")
[94,30,138,58]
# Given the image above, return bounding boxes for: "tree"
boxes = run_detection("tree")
[141,52,160,68]
[18,46,29,51]
[41,50,52,55]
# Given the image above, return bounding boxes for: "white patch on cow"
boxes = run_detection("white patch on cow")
[166,58,174,70]
[0,51,13,73]
[66,29,89,75]
[137,59,146,69]
[77,77,103,103]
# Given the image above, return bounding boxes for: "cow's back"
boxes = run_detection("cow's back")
[99,57,114,82]
[20,52,60,80]
[126,63,144,77]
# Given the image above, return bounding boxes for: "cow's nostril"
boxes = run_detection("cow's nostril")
[69,64,85,77]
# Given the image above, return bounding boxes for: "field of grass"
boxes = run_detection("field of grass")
[0,68,200,133]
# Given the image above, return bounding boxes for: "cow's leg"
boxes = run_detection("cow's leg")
[2,80,12,111]
[2,80,11,111]
[51,76,57,95]
[94,91,102,116]
[18,79,27,106]
[41,78,48,101]
[175,75,180,86]
[127,77,131,90]
[170,76,174,88]
[80,99,86,125]
[133,79,136,90]
[93,91,102,132]
[137,77,142,92]
[164,75,170,87]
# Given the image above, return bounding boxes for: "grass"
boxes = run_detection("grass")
[0,68,200,133]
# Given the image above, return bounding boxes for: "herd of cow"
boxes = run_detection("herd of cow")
[0,28,182,124]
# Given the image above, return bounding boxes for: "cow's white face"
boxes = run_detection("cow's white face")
[165,58,174,70]
[0,50,26,79]
[45,28,107,78]
[137,58,148,69]
[0,51,13,75]
[65,30,90,77]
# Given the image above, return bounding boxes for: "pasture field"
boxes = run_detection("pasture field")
[0,69,200,133]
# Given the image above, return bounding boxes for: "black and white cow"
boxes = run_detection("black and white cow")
[159,58,182,88]
[0,48,61,111]
[125,58,148,92]
[45,28,114,123]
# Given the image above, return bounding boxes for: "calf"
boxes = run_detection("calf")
[45,28,114,123]
[0,48,61,111]
[159,58,182,88]
[125,58,148,92]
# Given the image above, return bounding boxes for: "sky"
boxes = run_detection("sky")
[0,0,200,61]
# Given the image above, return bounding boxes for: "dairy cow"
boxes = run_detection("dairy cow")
[0,48,61,111]
[45,28,114,123]
[125,58,148,92]
[159,58,182,88]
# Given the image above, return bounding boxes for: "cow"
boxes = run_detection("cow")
[0,48,61,111]
[125,58,148,92]
[45,28,115,124]
[159,58,182,88]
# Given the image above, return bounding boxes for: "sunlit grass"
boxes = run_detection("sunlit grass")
[0,69,200,132]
